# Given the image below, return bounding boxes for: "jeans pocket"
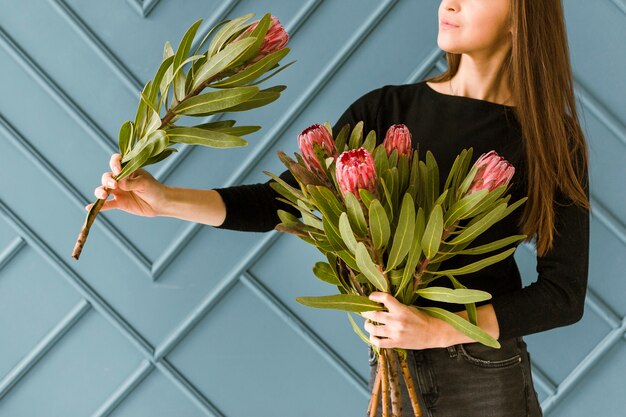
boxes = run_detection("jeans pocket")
[457,338,522,369]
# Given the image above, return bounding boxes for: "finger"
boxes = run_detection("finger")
[101,172,117,189]
[110,153,122,176]
[364,310,388,325]
[94,185,110,200]
[369,292,399,312]
[85,197,119,212]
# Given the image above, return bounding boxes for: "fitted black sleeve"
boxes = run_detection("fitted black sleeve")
[490,154,591,340]
[212,86,386,232]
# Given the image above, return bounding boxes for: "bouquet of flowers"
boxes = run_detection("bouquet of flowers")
[72,12,294,260]
[263,121,528,417]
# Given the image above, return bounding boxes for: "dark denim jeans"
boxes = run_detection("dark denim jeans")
[367,337,543,417]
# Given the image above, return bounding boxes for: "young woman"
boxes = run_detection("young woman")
[90,0,590,415]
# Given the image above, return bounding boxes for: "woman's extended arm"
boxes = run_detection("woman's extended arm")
[158,187,228,226]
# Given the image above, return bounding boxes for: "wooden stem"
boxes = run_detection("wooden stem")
[398,352,423,417]
[380,348,391,417]
[387,349,403,417]
[368,356,382,417]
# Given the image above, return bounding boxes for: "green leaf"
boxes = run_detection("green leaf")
[222,13,272,69]
[362,130,377,154]
[296,294,386,312]
[347,313,375,347]
[166,126,247,148]
[417,306,500,348]
[149,55,175,107]
[445,274,478,325]
[217,85,283,112]
[210,47,290,88]
[358,188,376,210]
[175,85,260,116]
[457,163,479,199]
[134,80,151,138]
[207,13,255,58]
[386,193,416,271]
[118,120,134,157]
[355,242,388,292]
[174,19,202,75]
[443,188,489,228]
[313,261,340,285]
[415,286,492,304]
[447,203,507,246]
[192,37,257,91]
[428,247,516,276]
[394,208,424,298]
[338,212,358,254]
[248,59,296,86]
[344,191,369,237]
[143,147,178,167]
[421,204,443,259]
[369,199,390,252]
[117,130,169,181]
[348,121,364,149]
[436,235,526,257]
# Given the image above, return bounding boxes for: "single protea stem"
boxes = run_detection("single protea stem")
[380,349,391,417]
[398,352,423,417]
[72,68,227,260]
[383,124,412,162]
[368,363,382,417]
[386,349,403,417]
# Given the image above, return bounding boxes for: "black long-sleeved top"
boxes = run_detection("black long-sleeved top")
[213,80,590,341]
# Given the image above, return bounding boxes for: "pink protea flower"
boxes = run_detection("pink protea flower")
[297,123,338,177]
[467,150,515,194]
[235,14,289,66]
[335,148,379,200]
[383,124,412,160]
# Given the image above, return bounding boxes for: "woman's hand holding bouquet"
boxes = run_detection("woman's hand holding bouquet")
[265,121,527,417]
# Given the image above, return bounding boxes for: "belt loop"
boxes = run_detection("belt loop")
[447,344,458,358]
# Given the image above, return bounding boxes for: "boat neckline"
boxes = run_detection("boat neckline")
[422,81,516,109]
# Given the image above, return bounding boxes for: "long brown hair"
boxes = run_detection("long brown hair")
[424,0,590,257]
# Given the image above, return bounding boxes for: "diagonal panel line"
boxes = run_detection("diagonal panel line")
[151,0,397,280]
[155,358,225,417]
[91,359,155,417]
[408,47,446,83]
[0,236,27,273]
[0,198,155,359]
[0,299,91,400]
[141,0,163,18]
[0,197,223,416]
[0,114,152,274]
[588,195,626,246]
[529,363,557,397]
[608,0,626,15]
[573,78,626,148]
[151,0,324,279]
[585,287,622,329]
[49,0,143,95]
[125,0,163,18]
[153,233,277,359]
[125,0,143,16]
[540,316,626,413]
[241,271,370,397]
[0,25,115,154]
